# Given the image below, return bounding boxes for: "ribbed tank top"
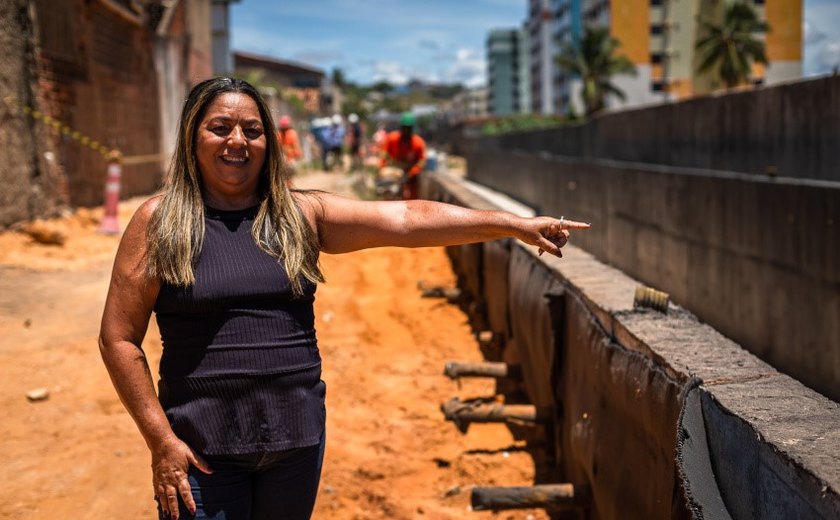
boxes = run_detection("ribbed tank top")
[154,204,325,455]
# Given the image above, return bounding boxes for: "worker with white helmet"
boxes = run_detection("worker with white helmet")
[321,115,345,171]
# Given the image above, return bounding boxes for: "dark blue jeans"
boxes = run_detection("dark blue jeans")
[159,434,325,520]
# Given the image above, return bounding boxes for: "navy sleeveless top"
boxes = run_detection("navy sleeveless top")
[154,204,325,455]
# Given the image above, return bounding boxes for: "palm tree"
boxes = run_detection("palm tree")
[556,26,637,117]
[695,2,769,89]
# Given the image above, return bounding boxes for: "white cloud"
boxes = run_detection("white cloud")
[370,61,411,85]
[444,48,486,88]
[802,0,840,76]
[817,41,840,71]
[803,20,826,45]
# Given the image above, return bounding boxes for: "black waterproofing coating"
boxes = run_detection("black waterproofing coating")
[482,239,512,342]
[507,245,564,410]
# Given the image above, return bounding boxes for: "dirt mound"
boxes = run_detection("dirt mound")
[0,198,147,272]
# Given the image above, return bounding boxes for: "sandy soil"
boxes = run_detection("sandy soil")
[0,172,547,520]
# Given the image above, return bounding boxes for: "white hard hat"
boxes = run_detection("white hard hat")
[331,114,343,125]
[348,113,359,123]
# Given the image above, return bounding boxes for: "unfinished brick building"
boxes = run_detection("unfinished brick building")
[0,0,217,227]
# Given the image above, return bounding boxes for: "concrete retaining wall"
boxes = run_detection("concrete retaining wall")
[461,149,840,405]
[423,173,840,519]
[468,75,840,182]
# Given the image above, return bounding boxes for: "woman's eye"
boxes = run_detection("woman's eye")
[244,128,263,139]
[211,126,229,135]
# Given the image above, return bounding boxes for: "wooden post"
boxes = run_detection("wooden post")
[443,361,521,380]
[471,484,589,511]
[441,397,540,433]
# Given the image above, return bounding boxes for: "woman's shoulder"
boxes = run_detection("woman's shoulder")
[138,194,163,215]
[121,194,163,237]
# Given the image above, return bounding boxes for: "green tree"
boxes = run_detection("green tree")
[556,26,636,117]
[695,2,769,89]
[370,80,395,93]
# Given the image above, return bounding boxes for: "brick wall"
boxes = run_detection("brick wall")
[35,0,163,208]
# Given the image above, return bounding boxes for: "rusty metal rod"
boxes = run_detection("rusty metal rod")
[471,484,589,511]
[443,361,521,380]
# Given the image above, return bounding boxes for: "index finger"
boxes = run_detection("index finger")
[559,219,590,230]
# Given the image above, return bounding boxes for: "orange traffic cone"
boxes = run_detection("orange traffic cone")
[99,151,122,234]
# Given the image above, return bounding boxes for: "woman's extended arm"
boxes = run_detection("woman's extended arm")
[98,198,209,519]
[296,192,589,255]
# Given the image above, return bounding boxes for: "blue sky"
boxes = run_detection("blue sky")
[803,0,840,76]
[231,0,840,87]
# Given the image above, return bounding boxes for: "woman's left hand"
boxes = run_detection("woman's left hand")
[515,216,590,258]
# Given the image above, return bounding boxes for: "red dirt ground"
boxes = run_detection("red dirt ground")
[0,172,547,520]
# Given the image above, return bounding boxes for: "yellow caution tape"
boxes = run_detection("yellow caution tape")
[2,95,114,158]
[3,95,164,165]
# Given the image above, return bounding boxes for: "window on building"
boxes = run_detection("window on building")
[650,53,664,64]
[650,25,663,35]
[650,0,662,5]
[753,0,765,4]
[651,81,664,92]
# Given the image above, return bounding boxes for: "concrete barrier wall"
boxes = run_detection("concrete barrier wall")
[462,150,840,405]
[424,173,840,519]
[470,75,840,182]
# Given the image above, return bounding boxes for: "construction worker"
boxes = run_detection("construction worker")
[276,115,302,174]
[380,112,426,200]
[347,113,363,171]
[370,122,387,156]
[321,114,345,171]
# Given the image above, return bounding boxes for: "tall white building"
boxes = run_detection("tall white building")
[526,0,556,115]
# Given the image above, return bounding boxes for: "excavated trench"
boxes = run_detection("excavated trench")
[424,172,840,519]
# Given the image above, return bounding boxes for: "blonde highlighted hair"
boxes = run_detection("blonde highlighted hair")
[146,77,323,295]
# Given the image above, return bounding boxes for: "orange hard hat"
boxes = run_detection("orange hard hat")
[279,115,291,129]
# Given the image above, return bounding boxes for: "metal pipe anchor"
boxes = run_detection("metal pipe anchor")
[441,397,541,433]
[443,361,521,380]
[471,484,589,511]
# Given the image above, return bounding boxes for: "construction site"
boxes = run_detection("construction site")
[2,1,840,519]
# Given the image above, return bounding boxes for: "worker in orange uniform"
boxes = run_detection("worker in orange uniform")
[276,115,302,176]
[379,112,426,200]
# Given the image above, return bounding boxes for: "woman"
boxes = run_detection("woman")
[99,77,588,520]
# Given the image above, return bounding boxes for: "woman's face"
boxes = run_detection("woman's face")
[194,92,267,204]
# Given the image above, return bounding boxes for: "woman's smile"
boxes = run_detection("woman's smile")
[195,92,267,208]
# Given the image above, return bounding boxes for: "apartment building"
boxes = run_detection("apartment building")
[553,0,584,115]
[520,0,801,116]
[585,0,801,108]
[526,0,557,114]
[659,0,802,98]
[449,88,489,122]
[487,29,531,116]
